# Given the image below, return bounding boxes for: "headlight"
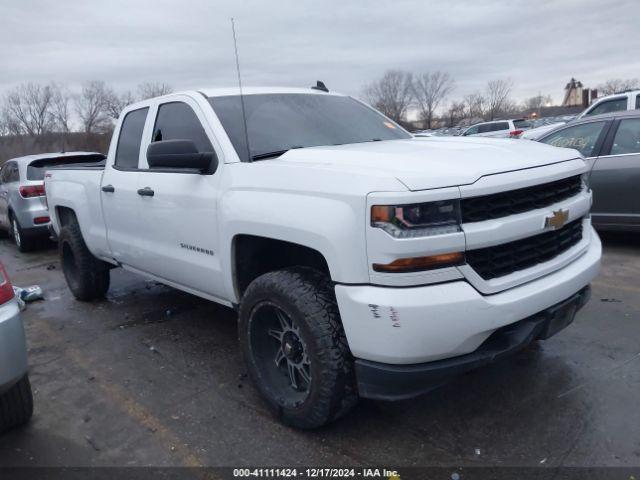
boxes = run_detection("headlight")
[581,172,591,192]
[371,200,461,238]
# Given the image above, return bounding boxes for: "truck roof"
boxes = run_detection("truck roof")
[198,86,345,98]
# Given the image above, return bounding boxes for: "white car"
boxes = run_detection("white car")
[0,261,33,433]
[45,86,600,428]
[519,122,567,140]
[578,89,640,119]
[461,119,533,138]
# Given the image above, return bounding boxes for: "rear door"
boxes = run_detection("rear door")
[590,117,640,227]
[134,96,226,299]
[101,107,149,267]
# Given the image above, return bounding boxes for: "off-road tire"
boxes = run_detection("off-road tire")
[59,221,110,301]
[239,267,358,429]
[0,375,33,433]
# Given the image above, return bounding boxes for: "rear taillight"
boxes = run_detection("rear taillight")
[34,216,50,225]
[0,263,14,306]
[19,184,46,198]
[509,129,524,138]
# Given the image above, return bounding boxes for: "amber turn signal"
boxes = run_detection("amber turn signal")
[373,252,464,273]
[371,205,393,223]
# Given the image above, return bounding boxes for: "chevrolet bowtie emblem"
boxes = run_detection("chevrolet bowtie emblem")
[545,209,569,230]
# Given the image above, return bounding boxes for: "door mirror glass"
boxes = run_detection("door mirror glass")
[146,140,218,173]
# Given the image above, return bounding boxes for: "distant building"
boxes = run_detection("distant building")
[562,78,598,108]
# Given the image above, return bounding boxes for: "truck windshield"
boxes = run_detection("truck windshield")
[208,94,411,161]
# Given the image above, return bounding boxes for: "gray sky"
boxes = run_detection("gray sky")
[1,0,638,106]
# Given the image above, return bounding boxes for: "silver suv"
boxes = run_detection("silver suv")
[0,260,33,433]
[0,152,105,251]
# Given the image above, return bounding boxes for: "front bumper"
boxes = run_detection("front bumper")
[356,286,590,400]
[335,230,601,365]
[0,298,28,394]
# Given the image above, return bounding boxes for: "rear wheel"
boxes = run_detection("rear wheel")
[11,217,35,252]
[59,221,110,301]
[239,267,357,429]
[0,375,33,433]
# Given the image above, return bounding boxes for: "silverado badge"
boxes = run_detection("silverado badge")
[545,209,569,230]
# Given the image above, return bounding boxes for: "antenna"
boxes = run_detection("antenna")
[231,18,252,162]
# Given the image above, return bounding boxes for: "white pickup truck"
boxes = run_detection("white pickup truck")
[45,86,601,428]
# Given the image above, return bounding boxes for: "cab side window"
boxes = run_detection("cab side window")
[610,118,640,156]
[152,102,213,153]
[491,122,509,132]
[464,125,479,135]
[586,97,627,116]
[477,124,492,134]
[540,121,607,158]
[115,107,149,169]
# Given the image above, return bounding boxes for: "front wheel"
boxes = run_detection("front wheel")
[239,267,357,429]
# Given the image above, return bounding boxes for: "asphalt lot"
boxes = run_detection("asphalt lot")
[0,232,639,471]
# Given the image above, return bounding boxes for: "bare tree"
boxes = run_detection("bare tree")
[137,82,173,100]
[463,92,486,121]
[523,94,553,111]
[445,101,466,127]
[413,72,455,129]
[51,85,72,133]
[3,83,55,136]
[597,78,639,96]
[363,70,414,124]
[105,88,135,120]
[74,81,112,134]
[485,79,513,120]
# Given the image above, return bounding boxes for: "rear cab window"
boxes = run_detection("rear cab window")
[115,108,149,169]
[586,97,628,116]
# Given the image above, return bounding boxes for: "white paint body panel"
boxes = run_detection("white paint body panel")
[336,232,600,364]
[45,88,601,366]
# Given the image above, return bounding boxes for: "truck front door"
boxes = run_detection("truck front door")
[134,97,225,301]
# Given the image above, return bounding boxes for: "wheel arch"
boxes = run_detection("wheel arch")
[232,234,331,300]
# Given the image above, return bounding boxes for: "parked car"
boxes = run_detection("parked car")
[0,152,105,251]
[0,261,33,434]
[578,89,640,119]
[537,110,640,231]
[45,86,600,428]
[461,119,533,138]
[519,122,566,140]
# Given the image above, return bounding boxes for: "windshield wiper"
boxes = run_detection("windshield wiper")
[251,146,303,161]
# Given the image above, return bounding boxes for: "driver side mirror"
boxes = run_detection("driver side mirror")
[146,139,218,174]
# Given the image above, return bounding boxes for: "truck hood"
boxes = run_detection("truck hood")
[273,137,580,191]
